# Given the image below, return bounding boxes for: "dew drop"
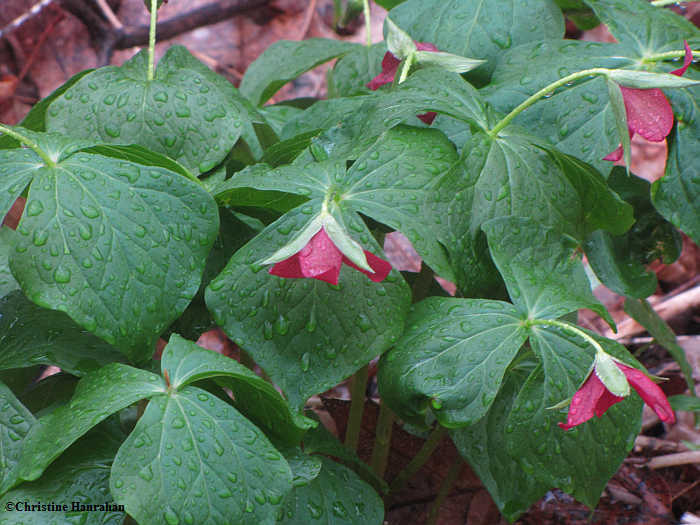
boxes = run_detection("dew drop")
[26,200,44,217]
[53,266,71,284]
[163,508,179,525]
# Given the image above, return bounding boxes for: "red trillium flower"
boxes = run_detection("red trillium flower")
[559,361,675,430]
[268,227,392,286]
[605,41,693,162]
[367,42,439,125]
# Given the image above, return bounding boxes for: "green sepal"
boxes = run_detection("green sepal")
[607,69,700,89]
[385,17,417,60]
[606,78,631,170]
[413,51,485,73]
[593,351,630,397]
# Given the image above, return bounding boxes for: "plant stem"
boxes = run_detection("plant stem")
[487,67,611,137]
[370,401,395,478]
[0,123,55,167]
[390,425,447,493]
[332,0,342,26]
[147,0,158,81]
[529,318,606,355]
[426,458,464,525]
[345,364,369,451]
[362,0,372,47]
[643,48,700,63]
[398,52,415,84]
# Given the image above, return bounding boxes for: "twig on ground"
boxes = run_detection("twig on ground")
[647,451,700,469]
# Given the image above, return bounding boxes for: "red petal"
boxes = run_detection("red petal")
[269,256,303,279]
[618,363,676,424]
[594,388,624,417]
[558,373,609,430]
[671,41,693,77]
[269,229,343,285]
[298,229,343,282]
[367,42,439,91]
[416,42,439,52]
[620,86,674,142]
[367,52,401,90]
[418,111,437,125]
[603,143,624,162]
[343,251,393,283]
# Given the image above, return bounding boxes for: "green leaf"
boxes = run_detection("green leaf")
[483,217,613,325]
[217,126,459,280]
[205,205,410,408]
[554,0,600,30]
[0,424,125,524]
[143,0,164,12]
[509,327,642,508]
[389,0,564,83]
[281,69,490,151]
[46,46,246,174]
[0,290,124,376]
[160,334,315,444]
[668,395,700,413]
[484,39,634,174]
[432,130,633,295]
[240,39,359,106]
[278,456,384,525]
[110,386,292,525]
[301,422,388,495]
[584,0,699,54]
[215,161,332,206]
[624,298,695,395]
[342,126,458,280]
[584,230,657,299]
[81,144,196,182]
[16,364,164,482]
[282,448,322,487]
[259,104,307,136]
[379,297,528,427]
[450,363,549,522]
[652,84,700,244]
[4,134,219,361]
[0,228,19,297]
[0,381,36,495]
[263,131,318,167]
[329,43,387,97]
[374,0,407,8]
[584,168,681,299]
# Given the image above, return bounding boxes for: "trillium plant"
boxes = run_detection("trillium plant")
[0,0,697,523]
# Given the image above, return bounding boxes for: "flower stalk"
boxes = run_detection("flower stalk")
[0,124,55,167]
[389,425,447,493]
[370,402,395,478]
[345,364,369,451]
[147,0,158,81]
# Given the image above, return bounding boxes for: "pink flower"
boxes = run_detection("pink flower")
[268,227,392,285]
[559,362,675,430]
[605,41,693,162]
[367,42,439,125]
